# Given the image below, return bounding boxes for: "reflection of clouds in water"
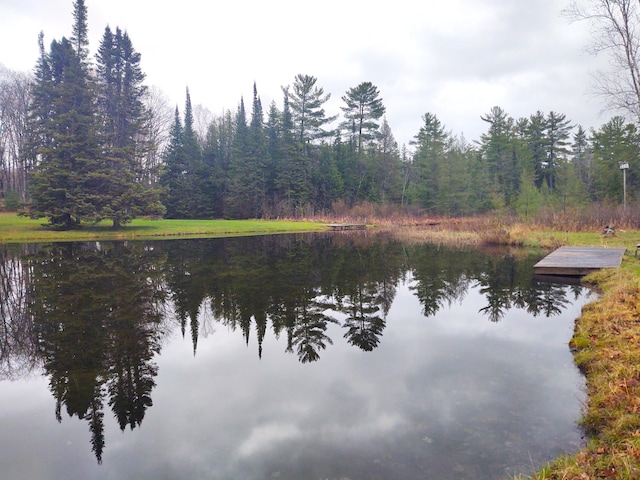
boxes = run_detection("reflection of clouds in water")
[0,258,589,480]
[318,412,406,442]
[236,412,405,460]
[114,280,586,479]
[237,423,301,457]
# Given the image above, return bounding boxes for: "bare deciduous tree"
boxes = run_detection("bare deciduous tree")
[0,65,32,202]
[142,85,173,184]
[565,0,640,122]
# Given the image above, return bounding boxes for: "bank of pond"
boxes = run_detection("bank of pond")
[0,232,591,479]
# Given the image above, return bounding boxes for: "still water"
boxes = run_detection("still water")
[0,232,589,479]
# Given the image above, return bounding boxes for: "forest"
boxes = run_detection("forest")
[0,0,638,227]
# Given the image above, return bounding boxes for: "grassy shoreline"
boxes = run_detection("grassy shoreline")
[0,212,327,243]
[379,221,640,479]
[532,265,640,480]
[2,211,639,478]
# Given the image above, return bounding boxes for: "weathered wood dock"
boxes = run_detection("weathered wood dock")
[533,246,626,276]
[326,223,367,231]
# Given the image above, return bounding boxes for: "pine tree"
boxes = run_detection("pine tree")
[340,82,386,153]
[544,111,572,193]
[287,74,336,150]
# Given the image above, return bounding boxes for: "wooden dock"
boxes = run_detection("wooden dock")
[326,223,367,231]
[533,246,626,276]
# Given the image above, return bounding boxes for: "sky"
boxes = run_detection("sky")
[0,0,613,147]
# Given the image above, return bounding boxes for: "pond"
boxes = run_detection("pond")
[0,232,589,479]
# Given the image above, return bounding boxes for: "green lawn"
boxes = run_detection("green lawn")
[0,212,328,243]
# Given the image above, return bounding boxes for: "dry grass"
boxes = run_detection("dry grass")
[506,265,640,480]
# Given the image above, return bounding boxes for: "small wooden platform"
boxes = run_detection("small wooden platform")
[326,223,367,231]
[533,246,626,276]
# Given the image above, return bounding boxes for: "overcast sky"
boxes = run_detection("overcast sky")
[0,0,612,147]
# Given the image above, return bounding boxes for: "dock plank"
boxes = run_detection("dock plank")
[533,246,626,276]
[326,224,367,231]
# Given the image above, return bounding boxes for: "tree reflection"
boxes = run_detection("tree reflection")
[0,234,589,464]
[0,244,39,380]
[476,254,573,322]
[26,242,166,463]
[287,295,338,363]
[339,282,387,351]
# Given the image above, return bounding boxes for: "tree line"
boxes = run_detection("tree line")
[0,0,638,227]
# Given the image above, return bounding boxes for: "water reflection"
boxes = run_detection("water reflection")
[0,233,587,477]
[22,242,166,463]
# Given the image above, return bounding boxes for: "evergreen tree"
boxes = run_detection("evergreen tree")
[70,0,90,67]
[590,116,640,202]
[226,98,252,218]
[544,111,572,193]
[265,100,283,210]
[182,88,207,217]
[287,74,336,150]
[94,26,164,227]
[571,125,594,194]
[247,83,267,215]
[159,107,187,217]
[410,112,450,211]
[28,36,100,229]
[523,111,548,187]
[201,115,228,218]
[182,88,202,170]
[28,3,163,229]
[435,135,479,215]
[479,106,518,206]
[275,86,310,212]
[372,117,401,203]
[337,82,386,203]
[339,81,386,153]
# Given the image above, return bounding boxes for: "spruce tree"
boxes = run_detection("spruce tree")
[28,36,100,229]
[94,26,164,227]
[28,2,163,229]
[159,107,187,218]
[226,98,251,218]
[247,83,267,215]
[181,88,209,217]
[410,112,449,211]
[70,0,90,66]
[479,107,517,207]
